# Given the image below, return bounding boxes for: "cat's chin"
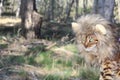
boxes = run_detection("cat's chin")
[85,45,97,52]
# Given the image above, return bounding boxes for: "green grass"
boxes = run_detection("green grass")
[18,69,27,77]
[63,44,78,53]
[0,56,25,67]
[0,43,99,80]
[79,67,99,80]
[44,74,69,80]
[0,44,8,49]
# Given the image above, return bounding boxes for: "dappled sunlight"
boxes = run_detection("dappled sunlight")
[0,17,21,27]
[0,36,97,80]
[0,0,119,80]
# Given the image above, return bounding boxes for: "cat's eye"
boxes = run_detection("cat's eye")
[89,37,94,42]
[89,38,94,42]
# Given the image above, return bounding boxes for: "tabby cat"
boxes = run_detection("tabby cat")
[72,14,120,80]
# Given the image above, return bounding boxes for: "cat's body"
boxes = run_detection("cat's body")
[72,14,120,80]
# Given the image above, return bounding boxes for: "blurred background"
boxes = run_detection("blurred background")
[0,0,119,80]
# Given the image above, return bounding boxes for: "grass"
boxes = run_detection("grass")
[0,33,100,80]
[63,44,78,53]
[0,42,99,80]
[0,18,99,79]
[79,68,99,80]
[18,70,27,78]
[44,74,69,80]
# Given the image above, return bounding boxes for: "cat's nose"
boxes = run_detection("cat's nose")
[84,44,88,48]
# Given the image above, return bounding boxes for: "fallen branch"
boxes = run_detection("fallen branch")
[45,42,57,50]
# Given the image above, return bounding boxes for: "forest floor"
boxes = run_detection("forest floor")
[0,17,99,80]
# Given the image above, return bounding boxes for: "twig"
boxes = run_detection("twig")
[45,42,57,50]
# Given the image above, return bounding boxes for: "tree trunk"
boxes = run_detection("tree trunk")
[118,0,120,22]
[92,0,115,22]
[83,0,87,14]
[92,0,104,16]
[16,1,20,17]
[20,0,42,39]
[16,7,20,17]
[47,0,54,20]
[104,0,115,22]
[0,0,3,16]
[64,0,74,22]
[33,0,37,12]
[50,0,54,20]
[32,11,43,38]
[92,0,98,14]
[75,0,79,19]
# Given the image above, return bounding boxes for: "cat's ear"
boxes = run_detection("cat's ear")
[71,22,80,33]
[95,24,107,35]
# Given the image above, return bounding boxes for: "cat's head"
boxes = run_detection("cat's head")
[72,14,119,62]
[72,22,107,51]
[71,14,111,52]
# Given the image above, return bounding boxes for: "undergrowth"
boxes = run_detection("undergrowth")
[0,43,99,80]
[0,29,99,80]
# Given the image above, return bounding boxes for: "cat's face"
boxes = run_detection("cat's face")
[77,33,98,51]
[82,34,98,48]
[72,22,107,51]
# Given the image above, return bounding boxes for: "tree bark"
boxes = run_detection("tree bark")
[15,1,20,17]
[104,0,115,22]
[92,0,115,22]
[32,11,43,38]
[64,0,74,22]
[93,0,105,16]
[75,0,79,19]
[33,0,37,12]
[118,0,120,22]
[0,0,3,16]
[83,0,87,14]
[92,0,98,14]
[20,0,42,39]
[50,0,54,20]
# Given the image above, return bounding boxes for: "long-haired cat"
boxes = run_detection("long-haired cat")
[72,14,120,80]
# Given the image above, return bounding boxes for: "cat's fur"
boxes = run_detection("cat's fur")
[72,14,120,66]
